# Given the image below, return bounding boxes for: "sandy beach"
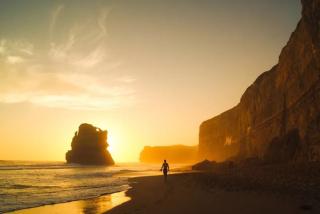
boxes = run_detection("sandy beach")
[106,173,319,214]
[12,170,320,214]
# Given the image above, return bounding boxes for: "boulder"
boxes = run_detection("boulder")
[192,159,217,170]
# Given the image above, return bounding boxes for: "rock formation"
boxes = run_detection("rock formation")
[140,145,198,163]
[199,0,320,163]
[66,123,114,165]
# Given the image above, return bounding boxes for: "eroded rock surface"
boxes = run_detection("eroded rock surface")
[199,0,320,162]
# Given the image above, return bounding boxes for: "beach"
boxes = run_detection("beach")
[106,173,319,214]
[11,167,320,214]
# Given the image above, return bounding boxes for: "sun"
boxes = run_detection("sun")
[107,134,117,155]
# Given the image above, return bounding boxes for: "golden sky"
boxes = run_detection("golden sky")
[0,0,301,162]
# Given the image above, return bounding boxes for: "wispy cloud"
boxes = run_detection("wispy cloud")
[0,55,136,110]
[71,46,106,68]
[116,76,137,83]
[97,8,112,37]
[7,55,24,64]
[50,4,64,36]
[0,6,136,111]
[0,39,33,57]
[0,39,6,54]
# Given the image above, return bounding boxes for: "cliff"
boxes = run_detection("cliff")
[140,145,198,163]
[66,123,114,165]
[199,0,320,162]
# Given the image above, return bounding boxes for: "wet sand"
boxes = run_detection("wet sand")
[9,191,130,214]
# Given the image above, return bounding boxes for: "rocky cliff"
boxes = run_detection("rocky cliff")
[66,123,114,165]
[199,0,320,162]
[140,145,198,163]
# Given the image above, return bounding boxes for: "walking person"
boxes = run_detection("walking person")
[160,159,169,182]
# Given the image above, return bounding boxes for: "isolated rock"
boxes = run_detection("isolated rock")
[199,0,320,162]
[66,123,114,165]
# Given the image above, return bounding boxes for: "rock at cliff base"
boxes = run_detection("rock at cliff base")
[192,160,217,170]
[66,123,114,165]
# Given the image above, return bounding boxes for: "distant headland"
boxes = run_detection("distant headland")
[140,145,198,163]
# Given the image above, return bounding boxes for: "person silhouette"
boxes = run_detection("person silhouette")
[160,159,169,181]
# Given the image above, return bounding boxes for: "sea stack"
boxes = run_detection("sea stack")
[66,123,114,165]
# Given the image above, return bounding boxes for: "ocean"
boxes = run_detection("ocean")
[0,160,161,213]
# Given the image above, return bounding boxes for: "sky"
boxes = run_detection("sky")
[0,0,301,162]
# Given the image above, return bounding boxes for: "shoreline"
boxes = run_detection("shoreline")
[6,168,188,214]
[9,170,320,214]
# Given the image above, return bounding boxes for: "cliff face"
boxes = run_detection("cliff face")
[199,0,320,162]
[140,145,198,163]
[66,123,114,165]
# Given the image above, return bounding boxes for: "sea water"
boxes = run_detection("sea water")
[0,160,160,213]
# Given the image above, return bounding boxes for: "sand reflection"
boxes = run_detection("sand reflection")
[80,192,130,214]
[11,191,130,214]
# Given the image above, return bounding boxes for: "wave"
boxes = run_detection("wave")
[0,161,156,213]
[0,161,113,171]
[1,184,129,213]
[0,161,163,213]
[8,184,59,189]
[0,176,129,213]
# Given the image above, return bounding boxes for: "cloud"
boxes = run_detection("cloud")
[0,60,136,110]
[97,8,112,37]
[0,39,6,54]
[116,76,137,83]
[0,39,33,57]
[0,5,136,111]
[49,28,75,61]
[71,46,106,68]
[0,90,135,111]
[7,55,24,64]
[50,4,64,36]
[19,47,33,56]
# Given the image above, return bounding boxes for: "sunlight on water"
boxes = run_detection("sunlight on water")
[0,160,186,213]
